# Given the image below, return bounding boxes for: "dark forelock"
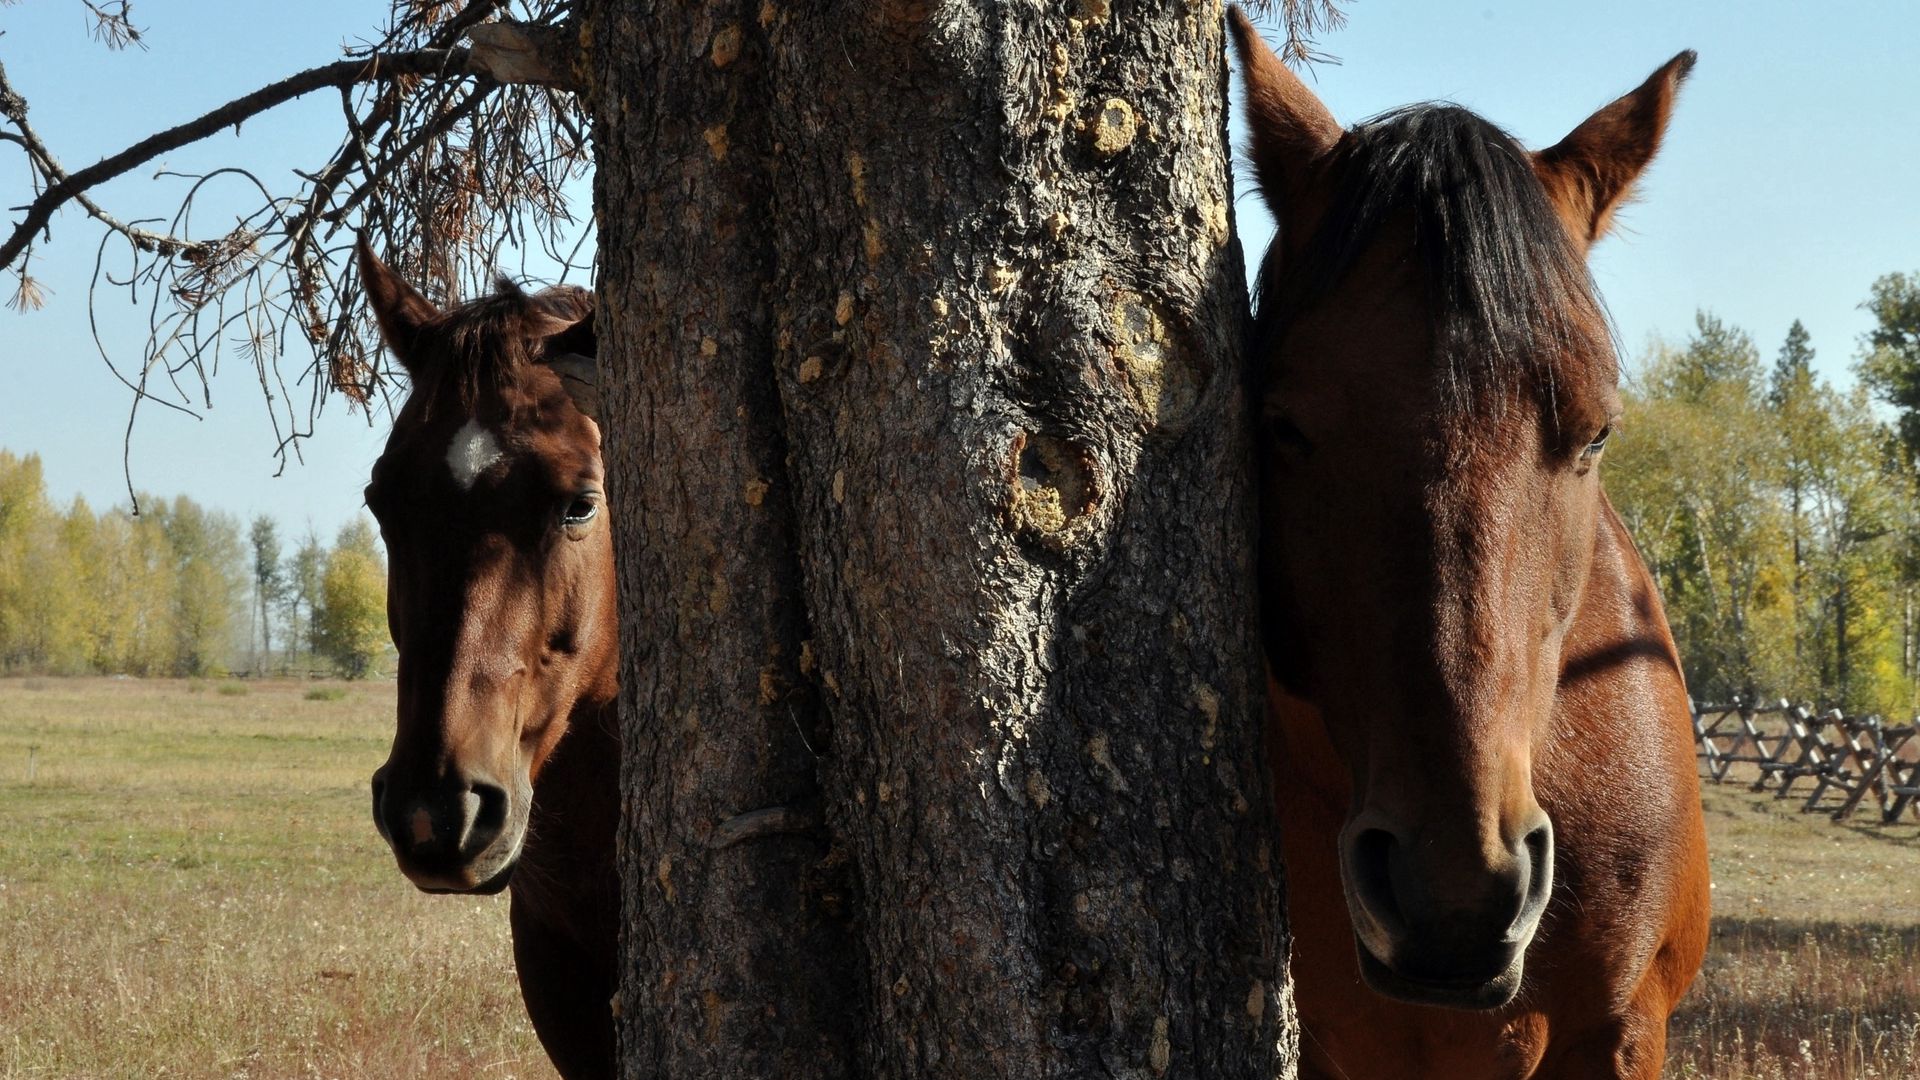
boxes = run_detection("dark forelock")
[1252,104,1612,416]
[408,279,592,415]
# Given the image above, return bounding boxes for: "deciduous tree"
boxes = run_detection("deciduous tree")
[314,518,387,679]
[1770,319,1818,686]
[152,496,245,676]
[249,515,285,671]
[284,530,328,668]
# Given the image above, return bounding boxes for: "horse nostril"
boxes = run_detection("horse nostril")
[463,779,511,854]
[1524,824,1549,863]
[1349,827,1406,931]
[1520,819,1554,907]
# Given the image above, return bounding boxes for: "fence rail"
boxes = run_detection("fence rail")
[1694,698,1920,823]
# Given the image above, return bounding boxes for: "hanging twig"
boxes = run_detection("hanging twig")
[0,1,591,482]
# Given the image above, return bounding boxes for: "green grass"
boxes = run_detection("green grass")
[0,676,554,1080]
[304,687,350,703]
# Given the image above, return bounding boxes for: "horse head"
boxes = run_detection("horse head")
[358,239,614,894]
[1232,10,1692,1008]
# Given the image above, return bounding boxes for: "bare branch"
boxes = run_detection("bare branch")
[0,60,205,260]
[0,49,484,269]
[0,1,588,482]
[82,0,148,52]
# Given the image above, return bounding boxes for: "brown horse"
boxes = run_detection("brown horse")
[357,240,618,1080]
[1230,11,1710,1078]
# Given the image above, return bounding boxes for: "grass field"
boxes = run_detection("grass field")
[0,677,554,1080]
[2,678,1917,1077]
[1670,776,1920,1078]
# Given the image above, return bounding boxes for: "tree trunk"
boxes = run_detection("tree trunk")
[585,1,857,1075]
[1789,481,1802,678]
[583,3,1292,1077]
[259,587,273,673]
[1836,578,1851,706]
[1904,586,1913,686]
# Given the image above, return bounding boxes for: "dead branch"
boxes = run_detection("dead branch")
[0,49,480,269]
[1,1,591,495]
[3,0,1336,497]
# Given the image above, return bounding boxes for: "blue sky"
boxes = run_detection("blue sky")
[1233,0,1920,378]
[3,0,1917,539]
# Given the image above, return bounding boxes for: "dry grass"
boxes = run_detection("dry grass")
[0,677,554,1080]
[1667,775,1920,1078]
[5,678,1918,1077]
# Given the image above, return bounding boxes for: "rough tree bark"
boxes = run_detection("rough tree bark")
[585,1,857,1074]
[583,2,1292,1077]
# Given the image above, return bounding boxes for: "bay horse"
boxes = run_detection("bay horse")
[1229,11,1711,1078]
[357,240,617,1080]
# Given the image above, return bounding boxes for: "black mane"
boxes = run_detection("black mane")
[1252,104,1611,412]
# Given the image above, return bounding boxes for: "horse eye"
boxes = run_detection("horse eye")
[1583,424,1612,458]
[562,493,600,530]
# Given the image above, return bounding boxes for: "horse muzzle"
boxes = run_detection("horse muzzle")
[1339,810,1554,1010]
[370,764,528,894]
[1355,934,1528,1010]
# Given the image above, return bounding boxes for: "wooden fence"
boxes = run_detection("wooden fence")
[1694,698,1920,824]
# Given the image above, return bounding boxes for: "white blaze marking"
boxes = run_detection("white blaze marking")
[446,420,505,490]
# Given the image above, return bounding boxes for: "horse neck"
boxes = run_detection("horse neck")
[1266,673,1351,813]
[531,694,619,822]
[1558,490,1687,691]
[521,693,620,885]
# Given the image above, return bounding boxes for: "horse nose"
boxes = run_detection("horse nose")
[1344,812,1554,984]
[373,770,512,869]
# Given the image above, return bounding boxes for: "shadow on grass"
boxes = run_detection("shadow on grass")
[1668,917,1920,1078]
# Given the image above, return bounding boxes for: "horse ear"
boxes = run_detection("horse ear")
[1533,51,1696,249]
[530,298,597,418]
[1227,7,1343,219]
[541,305,591,355]
[544,352,599,420]
[356,237,439,372]
[539,307,596,359]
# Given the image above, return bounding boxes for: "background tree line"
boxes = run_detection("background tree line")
[7,266,1918,707]
[1608,270,1920,715]
[0,453,389,679]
